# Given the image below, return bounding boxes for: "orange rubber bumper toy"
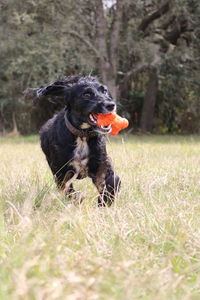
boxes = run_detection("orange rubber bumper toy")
[96,112,129,135]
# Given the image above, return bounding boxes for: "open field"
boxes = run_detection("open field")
[0,135,200,300]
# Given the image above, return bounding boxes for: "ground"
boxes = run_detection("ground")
[0,135,200,300]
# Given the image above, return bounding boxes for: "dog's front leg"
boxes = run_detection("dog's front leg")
[64,182,84,205]
[55,170,84,204]
[92,167,121,207]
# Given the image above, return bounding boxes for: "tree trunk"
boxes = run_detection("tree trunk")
[0,112,4,135]
[95,0,123,100]
[99,62,116,98]
[105,75,117,99]
[140,68,158,132]
[6,112,20,137]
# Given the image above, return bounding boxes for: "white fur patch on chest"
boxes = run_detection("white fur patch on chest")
[71,137,89,177]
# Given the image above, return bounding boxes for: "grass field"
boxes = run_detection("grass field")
[0,135,200,300]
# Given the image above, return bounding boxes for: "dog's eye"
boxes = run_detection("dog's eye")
[83,92,91,98]
[98,86,107,94]
[83,90,94,98]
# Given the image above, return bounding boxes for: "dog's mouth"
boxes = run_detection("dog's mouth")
[88,113,111,133]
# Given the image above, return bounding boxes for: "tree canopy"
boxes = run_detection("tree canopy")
[0,0,199,135]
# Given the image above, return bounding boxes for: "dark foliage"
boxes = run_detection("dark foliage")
[0,0,200,135]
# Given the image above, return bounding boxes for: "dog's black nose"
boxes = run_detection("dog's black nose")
[106,103,115,111]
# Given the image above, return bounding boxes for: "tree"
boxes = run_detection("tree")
[64,0,198,132]
[0,0,199,134]
[118,0,199,131]
[0,0,94,134]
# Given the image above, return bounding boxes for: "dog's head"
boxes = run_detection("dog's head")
[28,76,116,134]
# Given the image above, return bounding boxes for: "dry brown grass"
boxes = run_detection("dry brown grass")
[0,135,200,300]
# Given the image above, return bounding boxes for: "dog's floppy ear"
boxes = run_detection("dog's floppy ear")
[37,84,67,99]
[23,84,72,106]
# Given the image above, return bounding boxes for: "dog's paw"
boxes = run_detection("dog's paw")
[73,192,85,206]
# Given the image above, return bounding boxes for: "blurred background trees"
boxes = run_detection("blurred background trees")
[0,0,199,135]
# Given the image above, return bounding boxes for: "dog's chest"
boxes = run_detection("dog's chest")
[71,137,89,177]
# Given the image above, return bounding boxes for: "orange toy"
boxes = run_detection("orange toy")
[97,112,129,135]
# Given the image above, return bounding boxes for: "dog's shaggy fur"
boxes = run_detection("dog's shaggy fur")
[29,76,121,206]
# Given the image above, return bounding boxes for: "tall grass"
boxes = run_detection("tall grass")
[0,135,200,300]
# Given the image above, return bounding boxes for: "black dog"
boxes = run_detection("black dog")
[25,76,121,206]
